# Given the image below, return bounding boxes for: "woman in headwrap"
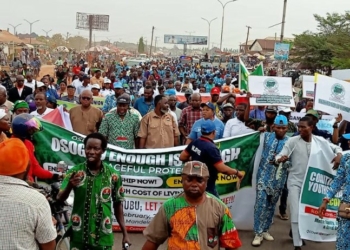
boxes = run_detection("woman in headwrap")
[12,100,30,117]
[0,109,10,142]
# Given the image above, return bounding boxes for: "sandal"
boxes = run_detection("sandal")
[279,213,289,220]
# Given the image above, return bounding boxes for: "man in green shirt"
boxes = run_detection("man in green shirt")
[58,133,131,250]
[99,94,140,149]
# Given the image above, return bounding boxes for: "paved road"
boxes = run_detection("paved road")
[112,209,336,250]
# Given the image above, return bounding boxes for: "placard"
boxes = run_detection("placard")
[248,76,295,107]
[314,75,350,121]
[302,75,315,99]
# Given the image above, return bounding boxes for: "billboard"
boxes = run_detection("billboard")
[76,12,109,31]
[164,34,207,45]
[274,42,290,61]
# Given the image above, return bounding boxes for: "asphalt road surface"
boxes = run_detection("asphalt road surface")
[112,208,336,250]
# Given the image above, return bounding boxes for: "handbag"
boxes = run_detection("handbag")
[338,202,350,219]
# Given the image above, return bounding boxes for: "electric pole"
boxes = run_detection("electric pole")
[245,26,252,54]
[24,19,40,44]
[66,32,70,46]
[278,0,287,76]
[149,26,155,57]
[9,23,22,35]
[42,29,52,38]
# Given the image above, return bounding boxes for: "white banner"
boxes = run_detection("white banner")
[302,75,315,99]
[314,75,350,121]
[332,69,350,82]
[248,76,295,107]
[299,136,340,241]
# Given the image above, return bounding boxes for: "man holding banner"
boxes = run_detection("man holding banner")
[276,116,342,250]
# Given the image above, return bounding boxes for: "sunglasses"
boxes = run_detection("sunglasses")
[81,97,91,101]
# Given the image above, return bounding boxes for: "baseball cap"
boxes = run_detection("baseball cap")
[47,96,57,104]
[36,82,45,88]
[0,138,29,176]
[185,88,193,95]
[278,106,292,113]
[274,115,288,126]
[306,109,320,120]
[104,78,111,84]
[201,119,216,134]
[211,87,221,95]
[200,102,215,111]
[182,161,209,178]
[222,86,230,93]
[222,103,234,109]
[266,106,278,113]
[91,84,100,90]
[117,94,130,104]
[164,89,176,96]
[342,133,350,140]
[113,82,123,89]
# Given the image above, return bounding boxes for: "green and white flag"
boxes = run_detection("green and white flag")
[251,62,264,76]
[239,57,249,91]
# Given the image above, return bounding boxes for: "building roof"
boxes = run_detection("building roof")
[0,30,24,44]
[240,40,254,46]
[250,39,276,51]
[264,36,294,42]
[20,38,45,45]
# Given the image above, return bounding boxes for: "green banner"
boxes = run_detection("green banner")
[57,96,105,111]
[33,121,260,231]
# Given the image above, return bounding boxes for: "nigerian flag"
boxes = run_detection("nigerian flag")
[239,57,249,90]
[251,62,264,76]
[239,59,264,90]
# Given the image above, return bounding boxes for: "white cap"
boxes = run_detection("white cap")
[104,78,111,84]
[278,106,292,113]
[91,84,100,90]
[36,82,45,88]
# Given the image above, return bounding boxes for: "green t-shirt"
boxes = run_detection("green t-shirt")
[61,162,124,247]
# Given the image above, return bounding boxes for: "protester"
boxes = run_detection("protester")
[75,75,91,96]
[99,94,140,149]
[279,107,297,136]
[276,116,342,250]
[100,79,114,97]
[0,109,10,142]
[177,88,192,110]
[0,87,13,113]
[142,161,242,250]
[57,80,68,97]
[318,134,350,250]
[101,82,125,113]
[30,92,54,118]
[61,85,79,103]
[224,103,255,137]
[0,138,57,250]
[47,96,58,109]
[252,115,290,246]
[57,133,131,249]
[180,120,244,197]
[12,100,30,117]
[134,85,155,116]
[249,106,266,120]
[168,95,182,122]
[8,75,33,103]
[91,84,102,97]
[220,103,235,124]
[138,95,180,149]
[186,102,224,144]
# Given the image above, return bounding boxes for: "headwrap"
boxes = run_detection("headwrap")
[0,109,6,120]
[12,100,29,112]
[0,138,29,176]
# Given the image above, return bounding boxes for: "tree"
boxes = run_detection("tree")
[138,37,145,53]
[49,33,65,49]
[292,12,350,71]
[67,36,89,51]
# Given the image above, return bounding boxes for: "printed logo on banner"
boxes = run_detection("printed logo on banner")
[330,83,345,104]
[263,78,279,95]
[72,214,82,231]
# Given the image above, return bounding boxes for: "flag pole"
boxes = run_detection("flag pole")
[238,57,242,89]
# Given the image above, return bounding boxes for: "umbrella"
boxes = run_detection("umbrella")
[257,55,266,60]
[120,50,131,55]
[56,46,69,52]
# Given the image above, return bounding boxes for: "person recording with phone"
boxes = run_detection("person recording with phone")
[57,133,131,250]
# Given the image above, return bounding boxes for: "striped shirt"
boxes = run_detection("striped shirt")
[0,176,57,250]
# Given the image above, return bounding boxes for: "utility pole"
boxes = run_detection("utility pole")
[217,0,236,51]
[201,17,217,54]
[66,32,70,46]
[42,29,52,38]
[245,26,252,54]
[24,19,40,44]
[155,36,159,53]
[88,15,93,49]
[9,23,22,35]
[149,26,155,57]
[94,34,96,47]
[278,0,287,76]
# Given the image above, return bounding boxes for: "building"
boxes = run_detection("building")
[240,37,294,55]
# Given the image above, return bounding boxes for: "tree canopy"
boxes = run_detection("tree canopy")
[292,12,350,71]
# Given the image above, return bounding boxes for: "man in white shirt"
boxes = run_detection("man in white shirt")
[72,71,85,89]
[224,103,255,137]
[24,72,37,92]
[75,75,92,96]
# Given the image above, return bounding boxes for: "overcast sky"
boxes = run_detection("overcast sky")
[2,0,349,49]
